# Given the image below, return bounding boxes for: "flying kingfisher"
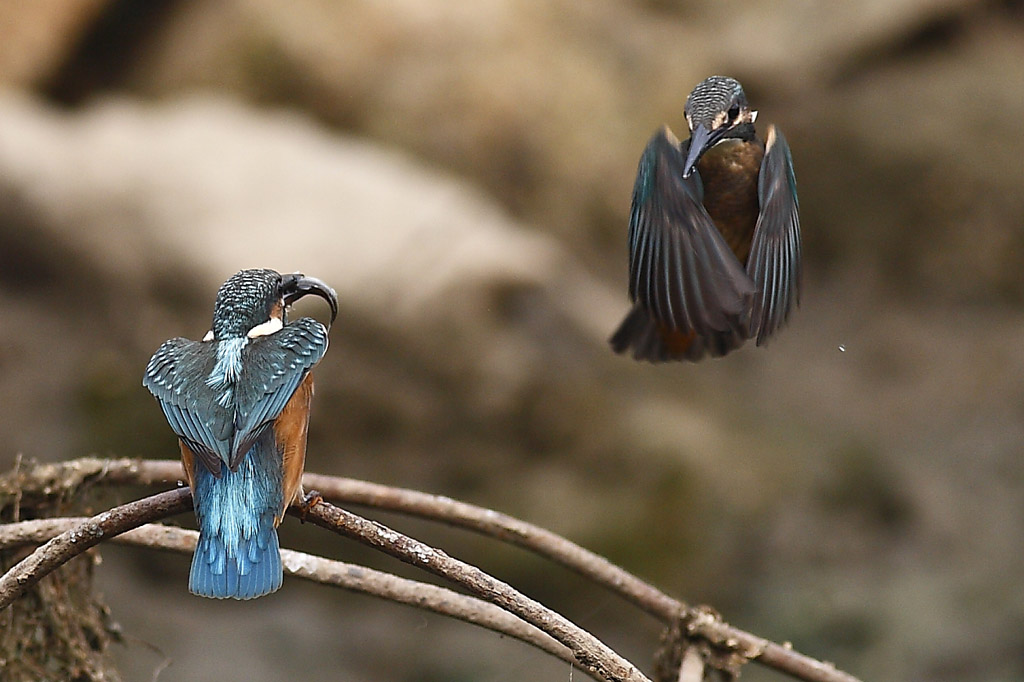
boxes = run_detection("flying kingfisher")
[144,268,337,599]
[610,75,801,362]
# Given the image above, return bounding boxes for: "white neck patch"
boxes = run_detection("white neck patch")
[246,317,283,338]
[207,337,247,390]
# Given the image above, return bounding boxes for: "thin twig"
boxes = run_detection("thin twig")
[11,452,22,522]
[0,519,597,680]
[681,607,857,682]
[293,500,651,682]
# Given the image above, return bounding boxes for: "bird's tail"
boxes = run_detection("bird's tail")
[609,304,743,362]
[189,450,285,600]
[190,512,282,600]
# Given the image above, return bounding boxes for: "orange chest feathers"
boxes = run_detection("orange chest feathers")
[695,139,764,264]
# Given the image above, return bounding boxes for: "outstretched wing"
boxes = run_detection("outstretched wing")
[230,317,330,469]
[628,126,755,338]
[143,338,233,476]
[746,125,802,345]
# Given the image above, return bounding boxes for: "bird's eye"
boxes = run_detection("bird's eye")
[728,105,741,121]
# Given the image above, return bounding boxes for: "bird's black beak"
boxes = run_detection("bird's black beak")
[281,273,339,327]
[682,123,727,178]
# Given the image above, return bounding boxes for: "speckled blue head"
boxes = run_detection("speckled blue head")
[210,269,339,340]
[211,269,283,340]
[684,76,748,130]
[681,75,757,177]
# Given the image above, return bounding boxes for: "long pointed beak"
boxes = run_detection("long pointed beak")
[682,123,724,178]
[282,273,339,327]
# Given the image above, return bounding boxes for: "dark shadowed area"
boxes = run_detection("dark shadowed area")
[1,1,1023,680]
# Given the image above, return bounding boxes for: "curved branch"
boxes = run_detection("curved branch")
[0,488,191,610]
[1,488,644,682]
[294,500,651,682]
[4,458,863,682]
[301,472,683,618]
[69,458,681,620]
[0,519,598,680]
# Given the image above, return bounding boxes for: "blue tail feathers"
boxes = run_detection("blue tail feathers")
[190,513,282,599]
[189,439,285,599]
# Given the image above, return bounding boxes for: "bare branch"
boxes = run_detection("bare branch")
[51,458,681,620]
[3,458,864,682]
[0,488,192,610]
[294,499,651,682]
[682,608,858,682]
[0,519,599,681]
[301,472,684,618]
[1,487,643,682]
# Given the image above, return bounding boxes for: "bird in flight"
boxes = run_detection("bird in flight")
[610,75,801,362]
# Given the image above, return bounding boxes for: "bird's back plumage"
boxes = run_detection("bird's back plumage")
[144,315,330,599]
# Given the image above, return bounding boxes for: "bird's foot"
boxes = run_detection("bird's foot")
[298,490,323,522]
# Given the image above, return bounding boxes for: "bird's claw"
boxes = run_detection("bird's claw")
[298,490,323,522]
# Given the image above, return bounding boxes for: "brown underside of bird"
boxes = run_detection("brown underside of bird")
[695,137,764,265]
[650,138,764,358]
[274,371,314,526]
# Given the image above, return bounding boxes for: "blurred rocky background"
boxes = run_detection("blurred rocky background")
[1,1,1023,680]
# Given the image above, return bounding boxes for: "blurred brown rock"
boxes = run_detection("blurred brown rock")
[90,0,1024,303]
[0,0,108,88]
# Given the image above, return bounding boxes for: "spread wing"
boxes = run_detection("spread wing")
[746,125,802,344]
[230,317,329,469]
[143,317,330,475]
[628,126,755,338]
[143,338,232,476]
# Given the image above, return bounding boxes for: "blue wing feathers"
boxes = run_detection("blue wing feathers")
[614,123,799,361]
[144,316,328,599]
[144,338,233,467]
[143,318,328,470]
[627,129,754,337]
[748,126,801,344]
[228,318,327,468]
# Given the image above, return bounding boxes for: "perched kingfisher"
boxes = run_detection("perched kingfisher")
[610,75,801,362]
[143,269,337,599]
